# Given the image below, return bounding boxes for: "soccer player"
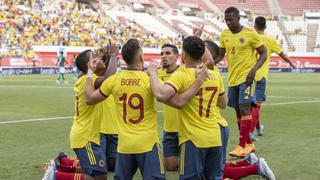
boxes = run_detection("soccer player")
[56,51,68,84]
[203,40,275,180]
[84,39,165,180]
[69,47,118,180]
[99,46,120,172]
[84,39,207,179]
[251,16,296,139]
[193,25,230,175]
[157,43,181,171]
[214,7,268,158]
[148,36,228,179]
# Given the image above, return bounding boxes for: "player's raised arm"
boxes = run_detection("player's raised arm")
[148,64,176,102]
[94,44,119,88]
[85,59,108,105]
[164,64,208,108]
[278,52,296,68]
[246,45,267,84]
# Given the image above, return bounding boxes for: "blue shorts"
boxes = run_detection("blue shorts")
[73,142,107,176]
[114,144,165,180]
[255,77,267,102]
[162,131,179,157]
[227,82,255,109]
[179,141,222,180]
[100,133,118,160]
[219,125,229,176]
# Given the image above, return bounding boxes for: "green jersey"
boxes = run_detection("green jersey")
[57,56,66,67]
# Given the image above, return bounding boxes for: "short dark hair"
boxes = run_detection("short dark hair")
[255,16,266,30]
[182,36,205,60]
[204,40,219,59]
[121,39,141,65]
[161,43,179,54]
[75,49,91,74]
[224,7,240,17]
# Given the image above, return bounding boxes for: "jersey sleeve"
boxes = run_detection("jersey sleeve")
[250,31,264,49]
[165,71,184,93]
[270,38,283,54]
[98,74,115,97]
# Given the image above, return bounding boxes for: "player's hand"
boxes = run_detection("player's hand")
[87,58,99,72]
[196,62,208,83]
[193,25,204,37]
[147,63,158,76]
[92,48,104,60]
[246,69,256,85]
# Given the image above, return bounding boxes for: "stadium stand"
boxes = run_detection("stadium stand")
[211,0,271,15]
[278,0,320,16]
[1,0,320,58]
[164,0,211,12]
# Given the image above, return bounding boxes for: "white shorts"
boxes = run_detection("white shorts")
[59,67,65,73]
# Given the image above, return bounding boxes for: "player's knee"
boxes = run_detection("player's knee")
[94,174,108,180]
[107,159,116,172]
[83,174,96,180]
[164,158,178,171]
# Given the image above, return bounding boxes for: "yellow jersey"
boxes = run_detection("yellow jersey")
[100,95,119,135]
[157,67,180,132]
[255,34,282,81]
[70,75,102,148]
[213,67,228,127]
[166,67,224,148]
[220,27,263,86]
[99,70,160,154]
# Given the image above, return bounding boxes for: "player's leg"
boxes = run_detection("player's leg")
[230,83,256,157]
[106,134,118,172]
[224,158,275,180]
[225,153,258,168]
[204,145,223,180]
[73,142,108,180]
[240,83,256,152]
[162,131,180,171]
[219,125,229,176]
[55,171,84,180]
[179,141,204,180]
[227,86,242,129]
[253,77,267,136]
[228,86,247,158]
[114,153,138,180]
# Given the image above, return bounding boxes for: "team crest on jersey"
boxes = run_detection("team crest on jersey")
[99,160,105,167]
[239,38,245,43]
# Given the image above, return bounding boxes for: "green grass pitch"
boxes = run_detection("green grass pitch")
[0,73,319,179]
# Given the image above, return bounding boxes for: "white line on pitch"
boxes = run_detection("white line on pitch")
[269,95,320,100]
[1,100,319,125]
[0,85,73,89]
[0,116,72,125]
[265,100,320,106]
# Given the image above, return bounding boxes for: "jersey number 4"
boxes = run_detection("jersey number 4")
[119,93,144,124]
[195,87,218,118]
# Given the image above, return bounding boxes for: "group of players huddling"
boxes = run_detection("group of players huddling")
[44,6,295,180]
